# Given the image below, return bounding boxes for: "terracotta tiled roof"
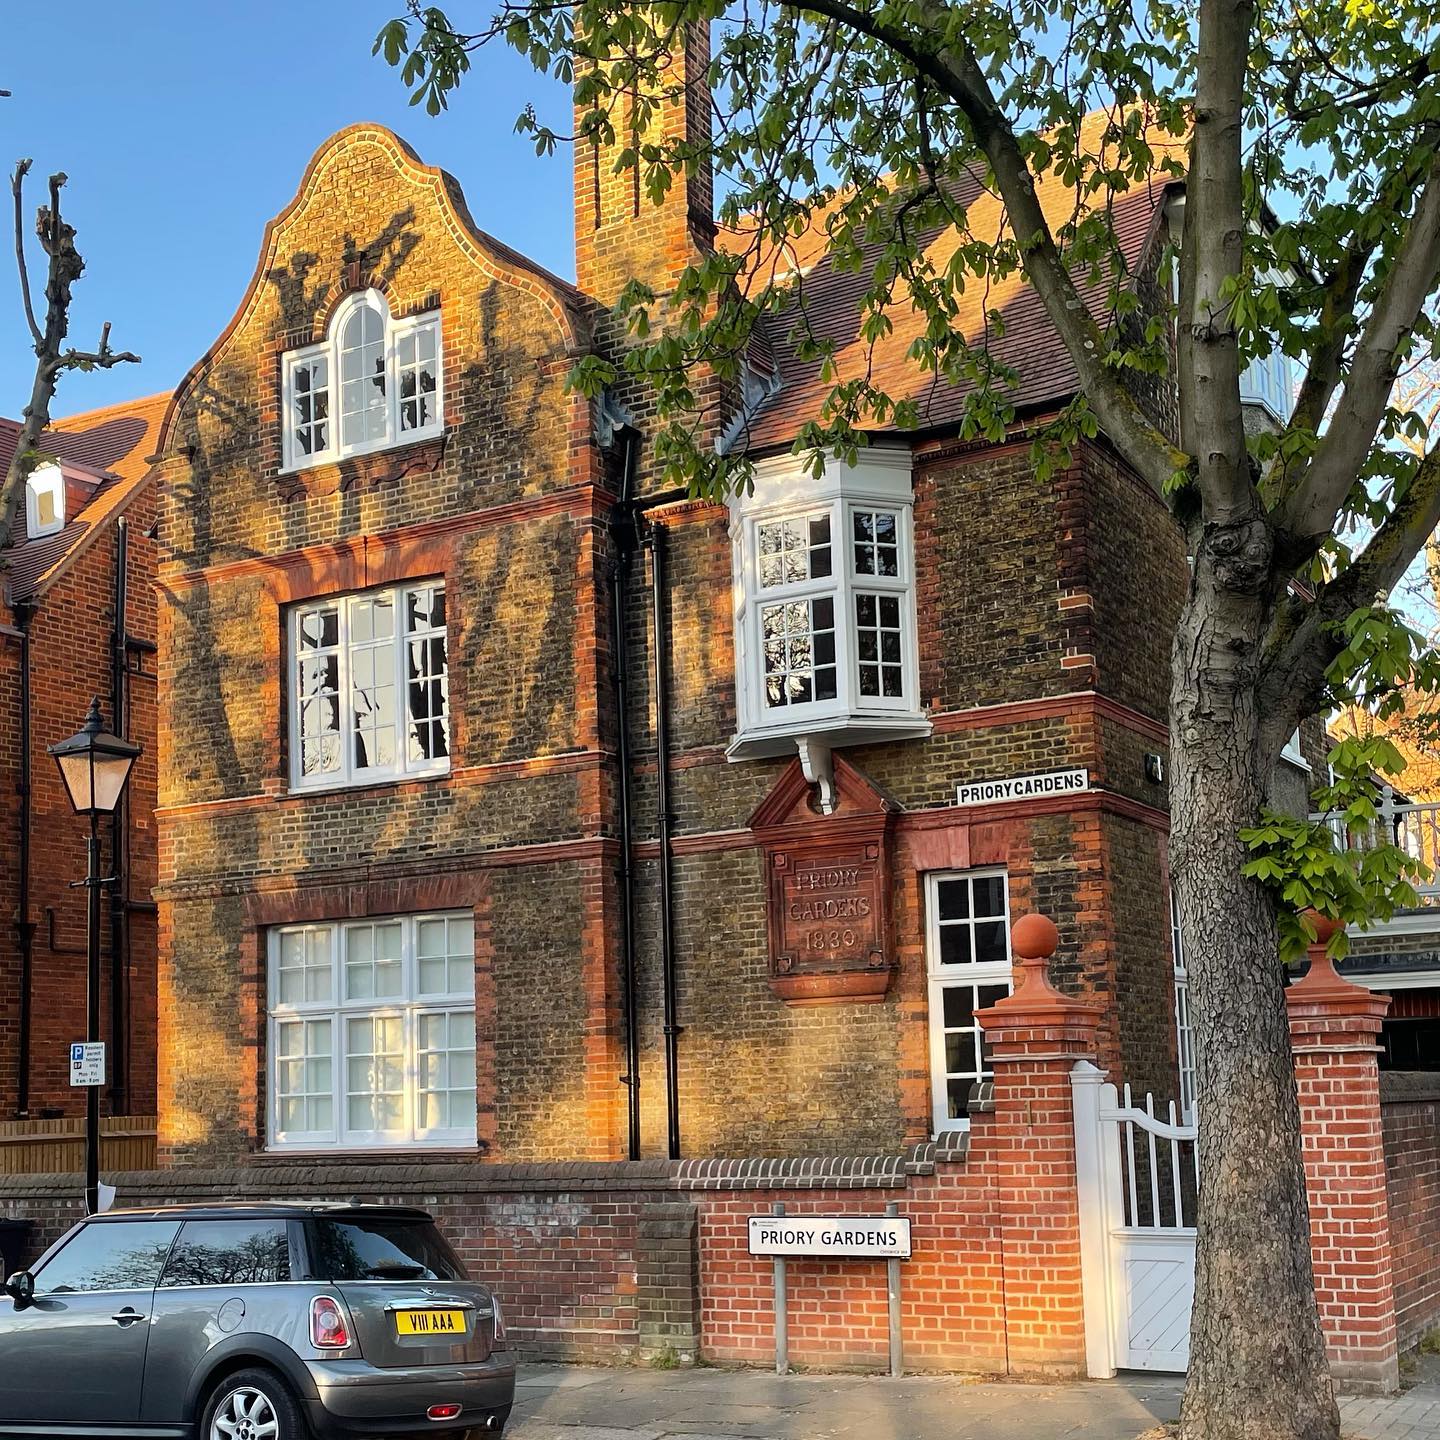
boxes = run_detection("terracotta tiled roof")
[2,392,169,603]
[718,111,1184,453]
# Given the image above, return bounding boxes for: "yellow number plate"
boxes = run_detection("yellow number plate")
[394,1308,466,1336]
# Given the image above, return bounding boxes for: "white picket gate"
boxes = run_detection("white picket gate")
[1072,1061,1198,1376]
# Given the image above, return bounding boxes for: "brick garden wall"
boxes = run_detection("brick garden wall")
[1381,1073,1440,1351]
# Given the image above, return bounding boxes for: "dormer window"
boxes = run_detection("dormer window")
[25,461,65,539]
[281,290,442,470]
[728,450,930,759]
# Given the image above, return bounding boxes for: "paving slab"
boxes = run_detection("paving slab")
[507,1364,1440,1440]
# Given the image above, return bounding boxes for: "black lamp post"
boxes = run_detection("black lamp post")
[48,697,140,1216]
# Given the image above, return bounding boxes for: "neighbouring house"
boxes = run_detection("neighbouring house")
[0,394,168,1146]
[1325,701,1440,1068]
[0,25,1432,1393]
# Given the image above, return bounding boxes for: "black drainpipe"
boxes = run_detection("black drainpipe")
[610,430,643,1161]
[644,517,682,1161]
[14,601,35,1118]
[109,517,130,1113]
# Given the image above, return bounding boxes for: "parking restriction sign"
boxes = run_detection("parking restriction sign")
[69,1042,105,1087]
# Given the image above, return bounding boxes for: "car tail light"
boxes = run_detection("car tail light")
[310,1295,350,1349]
[491,1297,506,1341]
[428,1404,462,1421]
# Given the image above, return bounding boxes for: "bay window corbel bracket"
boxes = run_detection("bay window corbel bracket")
[797,735,837,816]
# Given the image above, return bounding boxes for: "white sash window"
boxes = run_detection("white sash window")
[289,580,449,791]
[268,913,476,1150]
[926,869,1013,1132]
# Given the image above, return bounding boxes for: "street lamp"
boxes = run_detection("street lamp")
[49,697,140,1215]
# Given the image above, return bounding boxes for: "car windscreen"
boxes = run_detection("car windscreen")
[307,1216,468,1282]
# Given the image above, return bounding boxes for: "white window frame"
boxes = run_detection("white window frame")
[728,450,928,758]
[925,869,1013,1134]
[25,460,65,539]
[1281,727,1309,771]
[281,290,443,471]
[267,912,477,1151]
[288,579,449,792]
[1171,888,1197,1122]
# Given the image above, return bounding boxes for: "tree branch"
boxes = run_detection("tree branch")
[788,0,1188,496]
[0,168,140,561]
[11,158,41,347]
[1280,151,1440,547]
[1259,440,1440,752]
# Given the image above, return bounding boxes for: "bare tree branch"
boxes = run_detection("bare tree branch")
[11,158,41,347]
[0,165,140,561]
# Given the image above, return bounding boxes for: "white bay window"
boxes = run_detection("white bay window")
[729,450,929,759]
[268,913,476,1149]
[289,580,449,790]
[282,290,442,470]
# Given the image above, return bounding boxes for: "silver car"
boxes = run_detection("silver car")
[0,1202,515,1439]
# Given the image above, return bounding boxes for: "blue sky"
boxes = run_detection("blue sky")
[1,1,574,417]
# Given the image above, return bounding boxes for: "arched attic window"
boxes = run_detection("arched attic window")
[282,289,442,470]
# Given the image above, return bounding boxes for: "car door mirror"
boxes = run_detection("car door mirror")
[5,1270,34,1307]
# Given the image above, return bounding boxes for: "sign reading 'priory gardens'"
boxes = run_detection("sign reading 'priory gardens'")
[954,767,1090,808]
[747,1214,913,1259]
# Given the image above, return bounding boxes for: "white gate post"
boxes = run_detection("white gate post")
[1071,1060,1116,1378]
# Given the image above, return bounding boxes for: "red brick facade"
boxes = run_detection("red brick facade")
[0,398,165,1122]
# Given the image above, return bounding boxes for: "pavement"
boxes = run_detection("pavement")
[505,1362,1440,1440]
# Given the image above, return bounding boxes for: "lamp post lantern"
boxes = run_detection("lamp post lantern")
[49,697,140,1215]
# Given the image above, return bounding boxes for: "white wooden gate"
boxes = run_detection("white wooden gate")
[1072,1061,1198,1376]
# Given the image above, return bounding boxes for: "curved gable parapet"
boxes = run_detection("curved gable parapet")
[159,122,587,458]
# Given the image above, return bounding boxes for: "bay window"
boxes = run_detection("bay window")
[289,580,449,790]
[1171,889,1197,1120]
[267,912,476,1149]
[926,870,1013,1131]
[282,290,442,470]
[729,450,929,758]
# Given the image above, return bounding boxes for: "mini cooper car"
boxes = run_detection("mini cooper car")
[0,1202,514,1439]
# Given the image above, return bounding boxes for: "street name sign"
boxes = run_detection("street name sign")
[954,767,1089,808]
[69,1042,105,1087]
[747,1214,912,1259]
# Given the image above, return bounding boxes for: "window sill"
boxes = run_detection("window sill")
[259,1143,480,1158]
[1280,752,1312,774]
[727,711,931,761]
[288,765,451,799]
[276,432,449,499]
[278,428,446,477]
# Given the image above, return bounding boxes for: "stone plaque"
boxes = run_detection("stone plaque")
[750,755,898,1005]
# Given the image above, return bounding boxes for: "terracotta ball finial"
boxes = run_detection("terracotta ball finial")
[1012,912,1059,961]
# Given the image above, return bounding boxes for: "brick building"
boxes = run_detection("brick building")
[9,27,1432,1386]
[1,394,167,1123]
[145,83,1218,1169]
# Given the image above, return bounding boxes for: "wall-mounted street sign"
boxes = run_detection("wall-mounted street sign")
[69,1042,105,1088]
[747,1214,912,1259]
[955,767,1089,808]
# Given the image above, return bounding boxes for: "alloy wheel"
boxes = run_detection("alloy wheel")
[210,1386,280,1440]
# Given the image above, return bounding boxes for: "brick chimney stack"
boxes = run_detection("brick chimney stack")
[574,22,715,310]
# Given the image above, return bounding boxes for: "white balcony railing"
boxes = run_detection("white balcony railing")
[1312,787,1440,908]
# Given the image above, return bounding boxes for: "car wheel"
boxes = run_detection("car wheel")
[203,1367,307,1440]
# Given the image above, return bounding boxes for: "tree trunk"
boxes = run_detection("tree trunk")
[1171,549,1340,1440]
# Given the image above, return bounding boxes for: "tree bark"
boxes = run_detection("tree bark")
[1171,544,1340,1440]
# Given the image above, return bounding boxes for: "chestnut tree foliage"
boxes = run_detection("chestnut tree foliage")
[376,2,1440,1436]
